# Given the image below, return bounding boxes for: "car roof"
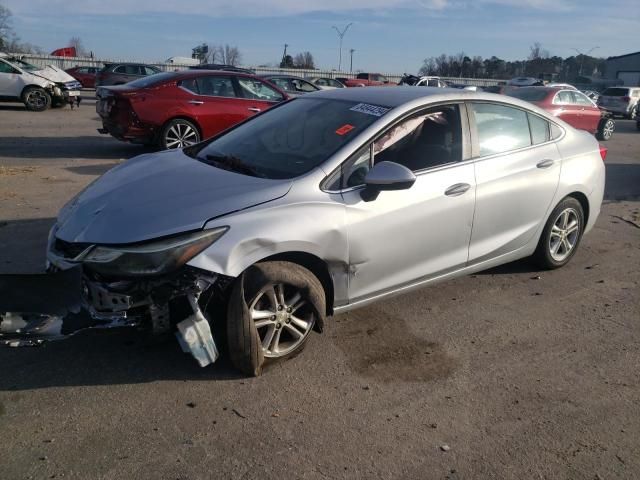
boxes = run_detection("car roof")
[260,74,307,80]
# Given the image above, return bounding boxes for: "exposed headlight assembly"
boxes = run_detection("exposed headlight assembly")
[81,227,228,276]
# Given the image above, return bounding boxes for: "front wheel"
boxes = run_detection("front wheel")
[533,197,585,270]
[596,118,615,141]
[629,106,637,120]
[159,119,201,150]
[227,261,326,376]
[22,87,51,112]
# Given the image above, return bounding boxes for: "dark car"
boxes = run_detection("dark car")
[96,70,288,149]
[259,74,320,96]
[96,63,162,87]
[189,64,254,74]
[65,66,100,88]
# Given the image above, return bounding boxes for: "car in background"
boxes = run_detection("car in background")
[546,83,577,90]
[507,77,544,87]
[0,53,81,111]
[343,73,391,87]
[65,66,99,88]
[259,74,320,96]
[308,77,345,90]
[96,70,288,149]
[597,86,640,119]
[96,63,162,86]
[42,88,605,376]
[507,86,615,141]
[398,74,448,88]
[190,64,254,74]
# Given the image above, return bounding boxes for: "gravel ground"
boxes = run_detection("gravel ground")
[0,98,638,480]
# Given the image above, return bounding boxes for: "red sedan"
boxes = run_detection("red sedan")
[507,87,615,141]
[65,66,99,88]
[96,71,288,149]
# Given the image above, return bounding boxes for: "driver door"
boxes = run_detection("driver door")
[338,104,476,303]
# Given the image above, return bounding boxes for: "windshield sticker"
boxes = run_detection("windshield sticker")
[349,103,391,117]
[335,124,355,136]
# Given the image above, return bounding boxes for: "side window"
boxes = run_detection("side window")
[315,79,327,86]
[122,65,140,75]
[114,65,127,74]
[528,113,550,145]
[340,145,373,189]
[143,66,158,76]
[179,78,199,94]
[572,92,593,106]
[374,104,463,171]
[471,103,531,156]
[291,79,316,93]
[237,78,284,101]
[554,91,573,104]
[269,78,292,92]
[197,76,236,98]
[0,61,19,74]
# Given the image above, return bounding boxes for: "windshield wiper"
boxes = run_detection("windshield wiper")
[199,153,264,178]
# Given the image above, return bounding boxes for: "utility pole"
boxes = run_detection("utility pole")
[572,46,599,76]
[332,23,353,72]
[281,43,289,67]
[349,49,355,73]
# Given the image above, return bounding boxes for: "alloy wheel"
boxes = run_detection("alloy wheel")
[549,208,580,262]
[165,123,199,149]
[602,119,614,140]
[26,90,48,109]
[249,283,314,358]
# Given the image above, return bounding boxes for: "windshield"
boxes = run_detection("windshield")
[5,57,40,72]
[506,88,549,102]
[186,98,390,179]
[127,72,178,88]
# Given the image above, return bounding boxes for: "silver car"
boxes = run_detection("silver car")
[42,88,605,375]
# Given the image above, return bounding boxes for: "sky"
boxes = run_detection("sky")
[3,0,638,73]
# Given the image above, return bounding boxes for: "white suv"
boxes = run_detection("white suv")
[597,86,640,119]
[0,53,82,111]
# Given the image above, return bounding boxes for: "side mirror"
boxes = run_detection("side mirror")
[361,161,416,201]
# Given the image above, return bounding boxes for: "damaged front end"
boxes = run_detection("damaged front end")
[1,227,233,367]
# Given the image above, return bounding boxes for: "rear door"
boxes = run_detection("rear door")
[188,75,249,138]
[235,76,285,115]
[0,59,23,97]
[571,91,600,133]
[552,90,582,129]
[467,102,561,264]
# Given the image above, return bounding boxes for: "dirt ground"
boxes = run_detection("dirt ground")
[0,97,639,480]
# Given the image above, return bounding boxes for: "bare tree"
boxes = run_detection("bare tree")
[68,36,87,56]
[529,42,549,61]
[418,57,437,75]
[0,4,13,50]
[218,44,242,66]
[293,51,315,69]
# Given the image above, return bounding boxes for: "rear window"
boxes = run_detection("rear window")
[127,72,179,88]
[187,98,389,179]
[506,89,549,102]
[601,88,628,97]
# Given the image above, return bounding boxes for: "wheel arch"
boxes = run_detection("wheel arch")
[256,252,335,316]
[566,191,590,226]
[21,84,52,98]
[161,115,203,138]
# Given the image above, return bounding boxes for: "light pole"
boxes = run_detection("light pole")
[572,46,599,76]
[332,23,353,72]
[350,49,355,73]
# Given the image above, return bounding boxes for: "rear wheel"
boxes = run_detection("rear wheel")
[533,197,584,270]
[159,119,201,150]
[629,106,637,120]
[22,87,51,112]
[227,261,325,376]
[596,118,614,141]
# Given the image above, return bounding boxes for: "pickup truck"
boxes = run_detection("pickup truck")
[343,73,390,87]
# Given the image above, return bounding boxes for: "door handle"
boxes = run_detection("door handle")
[248,107,261,113]
[536,159,555,169]
[188,100,204,105]
[445,183,471,197]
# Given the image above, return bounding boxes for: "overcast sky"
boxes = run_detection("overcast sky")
[3,0,637,72]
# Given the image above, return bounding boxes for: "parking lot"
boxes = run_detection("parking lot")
[0,95,639,479]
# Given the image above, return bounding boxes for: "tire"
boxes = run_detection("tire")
[629,106,637,120]
[159,118,201,150]
[227,261,326,376]
[533,197,585,270]
[596,118,614,141]
[22,86,51,112]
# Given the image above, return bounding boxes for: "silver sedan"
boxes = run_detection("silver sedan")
[43,87,605,375]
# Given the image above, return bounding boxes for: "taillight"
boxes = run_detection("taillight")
[622,96,631,102]
[599,144,608,161]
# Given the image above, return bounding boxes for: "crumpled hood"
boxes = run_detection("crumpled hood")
[55,149,292,244]
[34,66,77,84]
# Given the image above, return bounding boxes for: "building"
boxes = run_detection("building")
[604,51,640,86]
